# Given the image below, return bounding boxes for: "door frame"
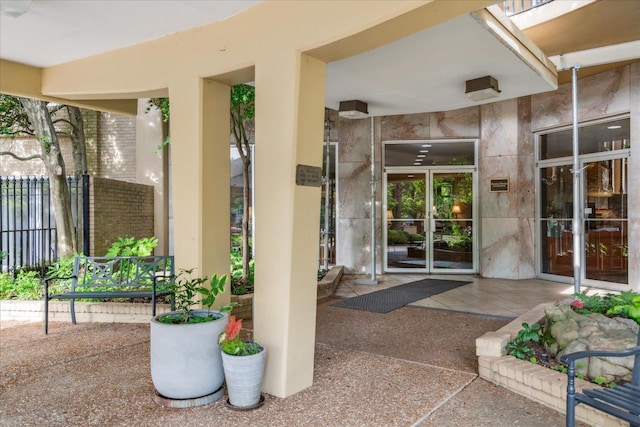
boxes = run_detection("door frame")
[383,166,477,274]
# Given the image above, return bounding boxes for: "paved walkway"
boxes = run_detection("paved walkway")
[0,275,587,426]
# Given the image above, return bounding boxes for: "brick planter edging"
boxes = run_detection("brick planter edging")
[231,265,344,320]
[1,266,345,324]
[476,303,626,427]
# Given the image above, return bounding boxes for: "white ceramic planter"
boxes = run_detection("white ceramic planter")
[150,309,228,400]
[221,346,266,407]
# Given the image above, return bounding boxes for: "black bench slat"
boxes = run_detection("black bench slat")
[43,255,174,334]
[574,393,640,424]
[584,384,640,407]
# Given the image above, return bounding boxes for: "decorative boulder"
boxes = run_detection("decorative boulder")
[543,304,638,383]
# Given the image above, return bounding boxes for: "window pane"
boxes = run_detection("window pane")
[385,141,474,167]
[539,118,630,160]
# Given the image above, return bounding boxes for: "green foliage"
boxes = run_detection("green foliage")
[230,84,255,123]
[105,236,158,257]
[506,322,542,360]
[572,291,608,314]
[606,293,640,324]
[387,229,408,245]
[230,248,254,295]
[447,223,472,251]
[0,270,41,299]
[218,316,261,356]
[156,269,235,325]
[0,94,31,135]
[571,291,640,324]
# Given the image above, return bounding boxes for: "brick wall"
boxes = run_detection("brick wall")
[97,112,136,182]
[0,109,126,178]
[90,177,154,256]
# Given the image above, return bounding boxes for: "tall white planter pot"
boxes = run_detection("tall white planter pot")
[150,310,228,400]
[221,346,266,408]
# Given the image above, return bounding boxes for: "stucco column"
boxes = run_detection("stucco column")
[168,78,231,305]
[253,52,326,397]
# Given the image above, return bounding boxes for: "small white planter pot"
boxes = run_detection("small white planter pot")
[221,346,266,407]
[150,309,228,400]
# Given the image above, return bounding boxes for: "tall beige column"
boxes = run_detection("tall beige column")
[168,77,231,304]
[254,52,326,397]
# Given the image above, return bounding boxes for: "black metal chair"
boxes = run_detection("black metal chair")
[560,329,640,427]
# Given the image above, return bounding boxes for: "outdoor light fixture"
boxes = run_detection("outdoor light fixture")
[465,76,501,101]
[0,0,31,17]
[338,100,368,119]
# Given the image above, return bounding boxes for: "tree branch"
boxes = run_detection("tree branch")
[0,151,43,161]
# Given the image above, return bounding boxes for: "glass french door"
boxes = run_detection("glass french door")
[385,170,474,272]
[540,156,628,285]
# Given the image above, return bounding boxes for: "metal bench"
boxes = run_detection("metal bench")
[561,329,640,427]
[43,255,174,334]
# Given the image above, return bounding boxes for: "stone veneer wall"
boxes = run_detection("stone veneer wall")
[90,177,154,256]
[337,63,638,287]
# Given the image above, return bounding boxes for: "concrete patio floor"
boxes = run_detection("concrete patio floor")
[1,275,586,426]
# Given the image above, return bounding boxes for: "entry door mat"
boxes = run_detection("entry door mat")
[331,279,470,314]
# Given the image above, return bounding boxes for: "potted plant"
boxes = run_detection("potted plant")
[150,269,234,402]
[218,315,266,408]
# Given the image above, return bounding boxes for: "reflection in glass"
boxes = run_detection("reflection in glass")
[386,174,426,269]
[539,160,628,284]
[432,172,473,270]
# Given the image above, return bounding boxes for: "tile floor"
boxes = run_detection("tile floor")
[335,274,594,318]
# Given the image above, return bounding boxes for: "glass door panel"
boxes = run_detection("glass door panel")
[539,160,628,284]
[386,173,427,270]
[584,159,628,284]
[540,165,574,278]
[432,172,473,270]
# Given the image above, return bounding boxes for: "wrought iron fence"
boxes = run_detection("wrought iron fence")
[0,175,89,274]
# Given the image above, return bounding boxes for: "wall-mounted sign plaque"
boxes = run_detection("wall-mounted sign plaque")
[490,178,509,192]
[296,164,323,187]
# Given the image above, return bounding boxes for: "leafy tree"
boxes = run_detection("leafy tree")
[0,95,89,257]
[229,84,255,283]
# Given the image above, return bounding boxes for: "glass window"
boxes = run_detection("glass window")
[385,140,475,167]
[539,118,630,160]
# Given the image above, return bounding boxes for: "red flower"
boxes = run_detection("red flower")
[571,300,584,309]
[225,315,242,341]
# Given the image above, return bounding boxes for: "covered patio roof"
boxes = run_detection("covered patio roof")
[1,0,560,115]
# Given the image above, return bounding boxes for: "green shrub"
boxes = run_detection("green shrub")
[105,236,158,257]
[506,322,541,360]
[0,269,41,300]
[230,248,254,295]
[387,229,408,244]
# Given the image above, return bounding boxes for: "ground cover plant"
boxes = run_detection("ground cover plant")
[506,290,640,388]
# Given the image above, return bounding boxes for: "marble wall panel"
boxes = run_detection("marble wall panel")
[429,106,480,138]
[517,155,535,219]
[479,155,518,218]
[337,218,382,274]
[480,99,518,158]
[518,217,535,279]
[518,97,533,155]
[531,66,631,131]
[338,117,372,163]
[380,113,429,140]
[481,217,520,278]
[338,162,371,219]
